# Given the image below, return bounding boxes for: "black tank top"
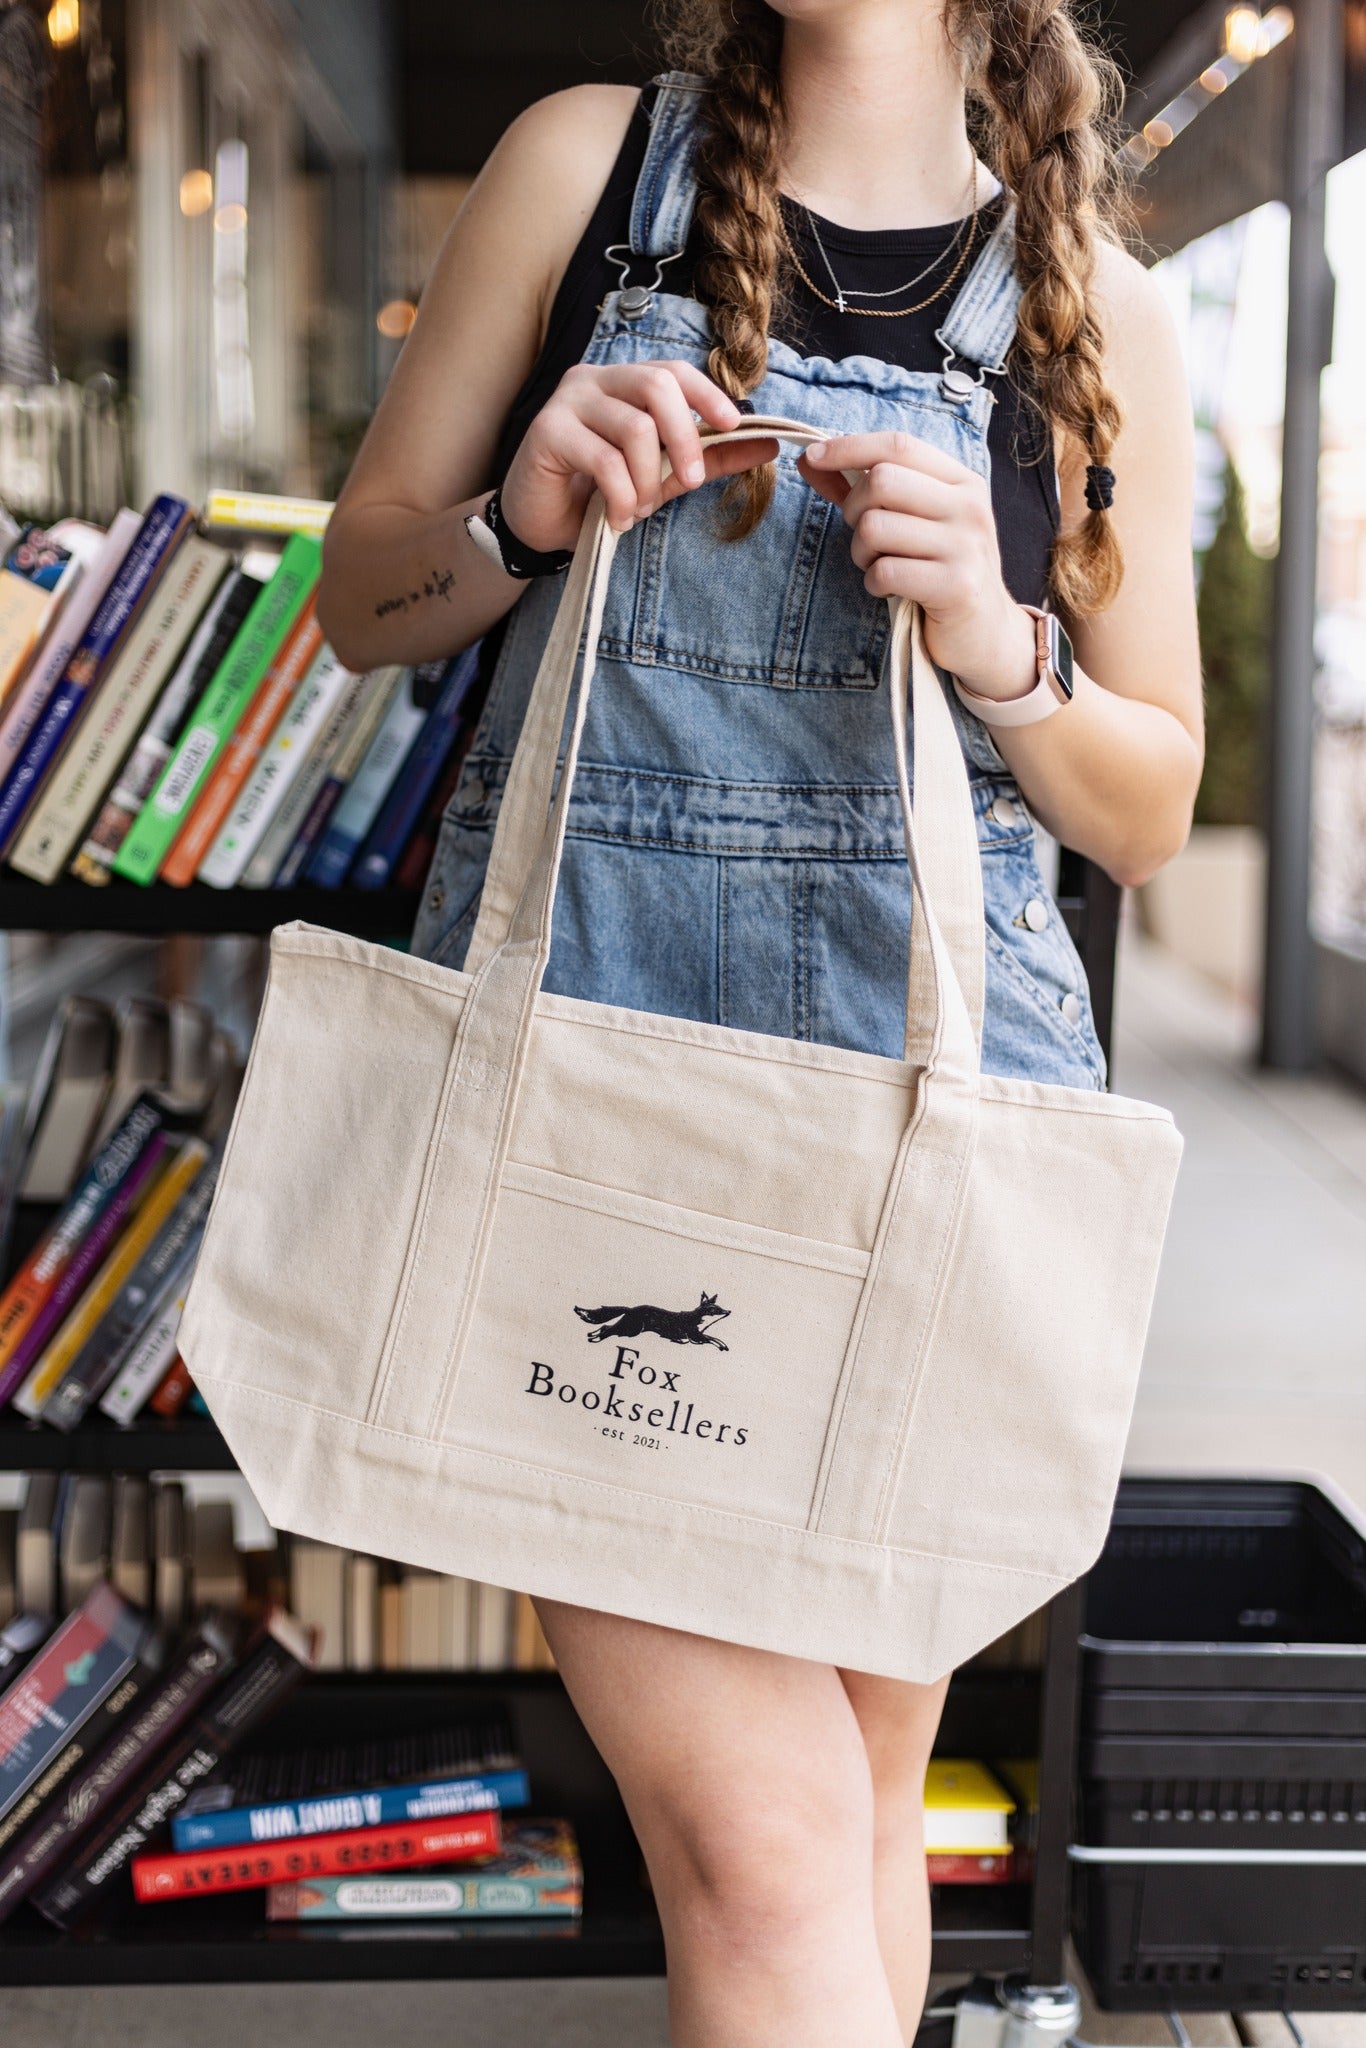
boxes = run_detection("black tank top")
[492,86,1059,608]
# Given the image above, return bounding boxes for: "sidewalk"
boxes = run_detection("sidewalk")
[1111,910,1366,1520]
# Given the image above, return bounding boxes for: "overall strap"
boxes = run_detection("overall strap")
[935,200,1023,376]
[627,70,708,259]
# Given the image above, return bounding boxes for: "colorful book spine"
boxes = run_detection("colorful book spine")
[112,531,322,885]
[70,568,260,886]
[272,665,404,889]
[159,598,324,886]
[0,1092,173,1409]
[132,1807,501,1902]
[148,1352,193,1416]
[194,645,354,889]
[12,1138,209,1421]
[926,1852,1015,1884]
[170,1766,530,1852]
[235,661,373,889]
[0,1584,146,1823]
[44,1150,217,1432]
[304,662,441,887]
[0,1622,235,1923]
[351,644,482,890]
[97,1251,199,1424]
[34,1612,315,1928]
[0,511,140,793]
[0,496,195,855]
[9,538,232,884]
[265,1818,582,1922]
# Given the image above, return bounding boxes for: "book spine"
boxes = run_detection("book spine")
[97,1252,197,1425]
[351,644,481,889]
[925,1852,1015,1884]
[132,1808,501,1901]
[160,601,323,886]
[0,1636,164,1861]
[236,663,373,889]
[265,1870,580,1921]
[0,511,142,796]
[148,1352,192,1416]
[34,1621,314,1927]
[196,646,353,889]
[304,666,433,887]
[45,1153,216,1431]
[0,1093,171,1408]
[170,1767,530,1852]
[0,1627,233,1922]
[0,1585,144,1823]
[0,498,194,855]
[70,569,257,886]
[9,539,230,883]
[112,531,322,884]
[272,666,400,889]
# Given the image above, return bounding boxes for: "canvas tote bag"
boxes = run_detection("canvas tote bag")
[180,417,1184,1684]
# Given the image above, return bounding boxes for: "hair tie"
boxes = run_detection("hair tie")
[1085,464,1116,512]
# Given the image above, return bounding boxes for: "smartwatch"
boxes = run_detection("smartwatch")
[952,605,1074,727]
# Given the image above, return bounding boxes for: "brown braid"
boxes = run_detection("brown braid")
[658,0,1132,611]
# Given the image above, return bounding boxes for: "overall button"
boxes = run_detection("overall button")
[464,776,487,808]
[1060,991,1083,1025]
[989,795,1019,827]
[427,885,445,912]
[1022,897,1050,933]
[619,286,653,319]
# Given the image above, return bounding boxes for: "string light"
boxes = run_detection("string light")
[376,300,417,339]
[179,169,213,218]
[1224,6,1264,63]
[46,0,79,47]
[1121,6,1295,173]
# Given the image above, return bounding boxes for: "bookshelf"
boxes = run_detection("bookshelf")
[0,846,1117,1990]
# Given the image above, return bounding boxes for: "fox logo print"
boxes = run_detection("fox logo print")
[575,1292,731,1350]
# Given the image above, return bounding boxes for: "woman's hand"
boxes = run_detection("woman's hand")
[798,432,1037,701]
[501,361,779,549]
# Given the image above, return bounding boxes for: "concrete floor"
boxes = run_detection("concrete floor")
[5,914,1365,2046]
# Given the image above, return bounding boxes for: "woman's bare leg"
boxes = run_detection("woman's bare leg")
[534,1594,906,2048]
[839,1666,954,2044]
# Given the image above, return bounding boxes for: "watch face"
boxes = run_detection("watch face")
[1047,614,1075,699]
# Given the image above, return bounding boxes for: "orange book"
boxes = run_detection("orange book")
[159,598,323,886]
[148,1351,193,1416]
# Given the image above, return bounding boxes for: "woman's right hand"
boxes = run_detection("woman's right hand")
[499,360,778,548]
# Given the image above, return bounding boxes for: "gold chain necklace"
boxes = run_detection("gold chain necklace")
[777,182,980,319]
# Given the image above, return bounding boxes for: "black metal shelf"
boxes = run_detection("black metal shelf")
[0,876,422,939]
[0,1412,236,1470]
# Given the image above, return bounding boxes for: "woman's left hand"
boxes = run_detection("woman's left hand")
[798,431,1036,702]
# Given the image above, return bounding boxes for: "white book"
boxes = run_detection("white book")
[343,1553,379,1670]
[16,1472,59,1616]
[288,1537,346,1670]
[97,1273,188,1424]
[238,664,377,888]
[472,1583,514,1671]
[400,1568,443,1670]
[197,646,354,888]
[318,668,431,859]
[437,1575,474,1670]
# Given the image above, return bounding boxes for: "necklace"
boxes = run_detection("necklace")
[778,171,981,319]
[803,193,971,303]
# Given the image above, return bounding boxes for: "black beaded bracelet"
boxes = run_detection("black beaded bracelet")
[464,486,574,579]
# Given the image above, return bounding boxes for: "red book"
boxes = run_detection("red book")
[130,1806,501,1901]
[148,1352,192,1416]
[927,1851,1014,1885]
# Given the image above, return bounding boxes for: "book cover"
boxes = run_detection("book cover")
[305,661,444,887]
[264,1817,581,1922]
[97,1252,199,1427]
[0,496,195,856]
[0,532,73,701]
[70,567,261,886]
[0,1615,51,1685]
[133,1806,500,1901]
[170,1764,528,1853]
[272,664,404,889]
[0,1583,147,1823]
[0,1092,177,1410]
[238,662,377,889]
[182,1713,519,1813]
[0,1616,235,1922]
[9,536,232,883]
[159,596,324,886]
[45,1144,216,1431]
[352,643,483,889]
[923,1759,1015,1853]
[112,531,322,884]
[33,1608,315,1928]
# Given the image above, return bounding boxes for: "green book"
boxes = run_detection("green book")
[112,531,322,885]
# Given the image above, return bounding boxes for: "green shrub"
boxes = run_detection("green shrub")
[1194,459,1272,828]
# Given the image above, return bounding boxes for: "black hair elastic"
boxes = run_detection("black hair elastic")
[1085,464,1116,512]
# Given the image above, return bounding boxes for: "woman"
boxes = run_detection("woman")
[317,1,1202,2039]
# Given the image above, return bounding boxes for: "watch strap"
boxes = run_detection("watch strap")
[465,488,574,580]
[951,606,1069,727]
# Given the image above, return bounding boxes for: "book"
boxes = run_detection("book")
[472,1582,514,1670]
[922,1760,1015,1853]
[133,1805,501,1902]
[0,1086,29,1279]
[97,1256,199,1426]
[440,1575,474,1671]
[351,644,483,889]
[15,1475,60,1616]
[0,1582,147,1822]
[0,527,78,702]
[170,1760,525,1853]
[44,1146,215,1431]
[0,1614,50,1683]
[33,1607,316,1927]
[112,531,322,884]
[287,1539,347,1672]
[70,565,261,886]
[109,1474,151,1609]
[57,1475,112,1610]
[0,1616,235,1922]
[159,596,324,886]
[9,535,232,882]
[400,1569,442,1671]
[181,1712,520,1813]
[14,994,116,1203]
[151,1478,191,1636]
[0,496,195,855]
[343,1554,378,1671]
[0,1092,179,1411]
[265,1817,581,1922]
[272,664,405,889]
[201,488,332,537]
[0,1510,15,1627]
[239,661,380,888]
[190,1503,244,1617]
[0,511,141,796]
[305,661,444,887]
[926,1851,1015,1884]
[149,1353,193,1417]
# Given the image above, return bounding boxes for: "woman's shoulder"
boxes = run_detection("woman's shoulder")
[488,83,644,218]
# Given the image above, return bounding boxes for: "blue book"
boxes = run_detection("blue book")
[0,496,194,855]
[169,1765,530,1852]
[305,660,447,888]
[350,642,482,891]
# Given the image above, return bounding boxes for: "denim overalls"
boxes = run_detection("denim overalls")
[410,73,1109,1092]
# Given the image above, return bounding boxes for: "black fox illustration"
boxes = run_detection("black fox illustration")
[575,1292,731,1349]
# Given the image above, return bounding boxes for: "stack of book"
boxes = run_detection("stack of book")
[0,1479,557,1675]
[924,1759,1018,1885]
[0,500,485,898]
